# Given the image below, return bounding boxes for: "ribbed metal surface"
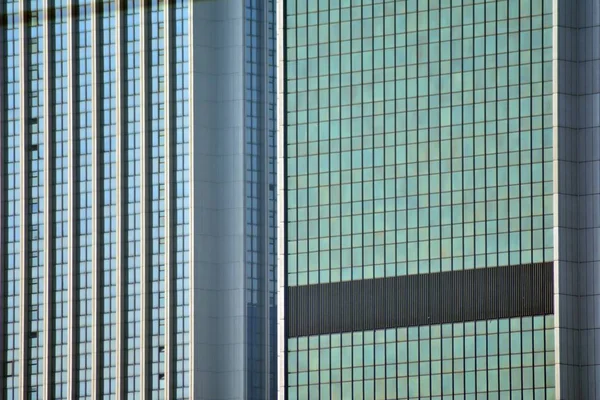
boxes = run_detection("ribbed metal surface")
[287,263,554,337]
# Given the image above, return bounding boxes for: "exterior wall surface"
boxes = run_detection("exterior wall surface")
[0,0,277,398]
[280,0,558,398]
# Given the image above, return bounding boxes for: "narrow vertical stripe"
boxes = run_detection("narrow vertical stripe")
[187,3,195,398]
[0,1,5,391]
[115,0,124,397]
[66,0,75,396]
[90,1,99,397]
[42,0,52,397]
[139,0,148,397]
[275,0,286,395]
[18,0,28,397]
[163,0,173,398]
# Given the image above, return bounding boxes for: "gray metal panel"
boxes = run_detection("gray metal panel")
[190,0,247,398]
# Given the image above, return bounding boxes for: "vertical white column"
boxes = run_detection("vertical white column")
[163,1,172,398]
[139,1,148,397]
[66,0,76,397]
[90,1,99,397]
[18,0,28,398]
[275,0,287,398]
[115,1,124,398]
[42,0,52,397]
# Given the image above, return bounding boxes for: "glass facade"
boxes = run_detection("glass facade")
[285,0,554,287]
[287,316,555,399]
[171,0,191,396]
[0,0,276,398]
[245,0,278,397]
[123,0,142,395]
[283,0,556,399]
[74,2,94,396]
[50,1,69,397]
[25,0,45,395]
[2,0,22,397]
[99,1,118,396]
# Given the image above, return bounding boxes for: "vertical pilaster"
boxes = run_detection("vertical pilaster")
[115,0,124,397]
[139,0,148,397]
[18,0,29,397]
[42,0,52,397]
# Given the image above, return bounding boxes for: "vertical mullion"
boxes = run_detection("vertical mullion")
[90,0,100,397]
[115,0,124,397]
[163,0,172,398]
[42,0,52,397]
[18,0,29,397]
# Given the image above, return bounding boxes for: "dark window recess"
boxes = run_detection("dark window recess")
[286,262,554,337]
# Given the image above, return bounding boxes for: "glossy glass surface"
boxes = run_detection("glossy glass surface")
[99,1,118,396]
[147,0,166,396]
[124,0,142,395]
[288,316,555,399]
[26,0,45,394]
[50,1,69,397]
[172,0,190,396]
[74,1,94,396]
[285,0,554,287]
[244,0,278,397]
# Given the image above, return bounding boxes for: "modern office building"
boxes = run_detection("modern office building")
[0,0,276,398]
[279,0,600,398]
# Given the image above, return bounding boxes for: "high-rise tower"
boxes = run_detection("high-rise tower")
[0,0,277,398]
[279,0,600,398]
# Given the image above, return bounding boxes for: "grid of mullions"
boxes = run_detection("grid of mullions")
[171,0,190,396]
[26,0,46,394]
[285,0,554,287]
[245,0,268,396]
[124,0,142,395]
[2,0,22,397]
[50,1,69,397]
[74,2,94,396]
[287,315,555,399]
[99,1,118,396]
[147,0,167,396]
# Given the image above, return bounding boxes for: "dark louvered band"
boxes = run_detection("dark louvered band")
[286,262,553,338]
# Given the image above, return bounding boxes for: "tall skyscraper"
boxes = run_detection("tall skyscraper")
[279,0,600,398]
[0,0,277,398]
